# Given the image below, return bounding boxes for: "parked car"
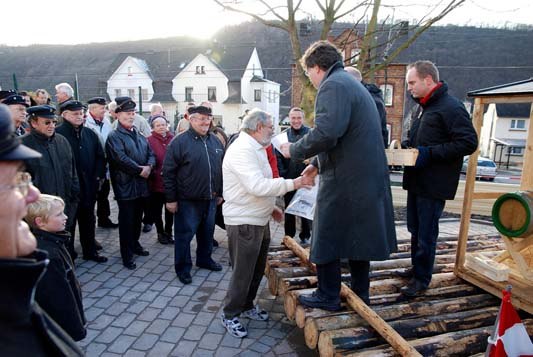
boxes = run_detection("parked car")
[461,157,497,181]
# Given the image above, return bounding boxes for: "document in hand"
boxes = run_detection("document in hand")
[285,177,319,221]
[271,131,288,153]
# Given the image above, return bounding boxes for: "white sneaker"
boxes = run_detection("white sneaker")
[221,314,248,338]
[242,305,269,321]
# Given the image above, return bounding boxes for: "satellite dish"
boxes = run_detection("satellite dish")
[179,62,186,69]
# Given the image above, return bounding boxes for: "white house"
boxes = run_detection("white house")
[172,47,281,134]
[480,103,530,167]
[107,46,281,135]
[107,56,154,113]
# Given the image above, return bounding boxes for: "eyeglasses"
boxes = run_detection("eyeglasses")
[191,116,212,122]
[43,119,58,126]
[0,172,32,197]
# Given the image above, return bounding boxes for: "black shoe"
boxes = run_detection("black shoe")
[177,271,192,284]
[69,251,78,261]
[397,268,413,278]
[298,291,342,311]
[400,278,428,297]
[213,239,219,247]
[165,233,174,244]
[83,253,108,263]
[197,260,222,271]
[98,220,119,229]
[134,248,150,256]
[124,261,136,270]
[142,224,153,233]
[158,233,170,245]
[95,240,103,251]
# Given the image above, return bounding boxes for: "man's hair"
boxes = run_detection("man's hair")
[88,103,104,111]
[301,41,342,71]
[35,88,49,97]
[345,66,362,82]
[149,102,163,114]
[107,101,117,113]
[25,194,64,229]
[54,83,74,97]
[176,118,190,132]
[240,108,271,134]
[407,60,439,82]
[289,107,305,117]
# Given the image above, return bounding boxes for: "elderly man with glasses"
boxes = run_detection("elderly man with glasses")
[22,105,80,259]
[0,103,84,356]
[163,105,224,285]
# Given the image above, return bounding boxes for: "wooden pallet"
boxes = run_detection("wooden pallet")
[265,235,533,356]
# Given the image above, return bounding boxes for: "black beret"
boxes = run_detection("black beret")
[115,96,136,113]
[0,104,41,161]
[188,105,212,116]
[0,90,17,101]
[3,95,29,107]
[59,100,84,114]
[27,105,56,119]
[87,97,106,106]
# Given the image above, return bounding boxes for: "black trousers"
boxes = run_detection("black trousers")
[67,201,97,257]
[96,178,111,223]
[117,198,145,264]
[149,192,173,235]
[316,259,370,304]
[283,191,311,239]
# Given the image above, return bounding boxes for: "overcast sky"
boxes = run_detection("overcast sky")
[2,0,531,46]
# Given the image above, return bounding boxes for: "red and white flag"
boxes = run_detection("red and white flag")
[486,289,533,357]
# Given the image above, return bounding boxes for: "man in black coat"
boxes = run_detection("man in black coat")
[163,105,224,285]
[276,107,312,243]
[280,41,397,309]
[401,60,478,296]
[22,105,80,258]
[345,66,389,147]
[56,100,107,263]
[106,97,155,270]
[0,104,83,356]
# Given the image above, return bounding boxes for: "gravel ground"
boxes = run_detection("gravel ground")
[393,206,492,222]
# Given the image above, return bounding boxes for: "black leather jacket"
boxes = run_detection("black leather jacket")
[163,128,224,202]
[0,250,83,356]
[105,124,156,200]
[56,120,106,204]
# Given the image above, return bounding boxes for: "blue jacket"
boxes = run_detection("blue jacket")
[163,128,224,202]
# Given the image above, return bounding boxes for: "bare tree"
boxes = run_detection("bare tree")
[213,0,465,120]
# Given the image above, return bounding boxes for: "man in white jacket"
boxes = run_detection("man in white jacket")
[221,109,313,338]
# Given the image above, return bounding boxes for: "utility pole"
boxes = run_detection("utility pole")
[138,86,143,114]
[12,73,18,91]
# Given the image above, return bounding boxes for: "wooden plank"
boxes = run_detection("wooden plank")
[305,294,497,349]
[456,98,484,274]
[520,102,533,191]
[282,236,421,357]
[472,191,506,199]
[479,95,533,104]
[456,266,533,314]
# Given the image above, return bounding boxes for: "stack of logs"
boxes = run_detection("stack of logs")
[265,232,533,356]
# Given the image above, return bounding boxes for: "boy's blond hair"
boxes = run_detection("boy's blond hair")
[25,194,65,229]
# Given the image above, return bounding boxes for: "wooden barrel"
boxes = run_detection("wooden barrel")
[492,191,533,238]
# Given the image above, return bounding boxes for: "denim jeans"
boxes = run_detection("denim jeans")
[406,192,445,287]
[174,199,216,274]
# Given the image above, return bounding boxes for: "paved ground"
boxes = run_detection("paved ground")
[75,203,498,357]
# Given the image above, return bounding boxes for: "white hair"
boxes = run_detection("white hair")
[55,82,74,97]
[149,102,163,114]
[240,108,271,133]
[107,101,117,113]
